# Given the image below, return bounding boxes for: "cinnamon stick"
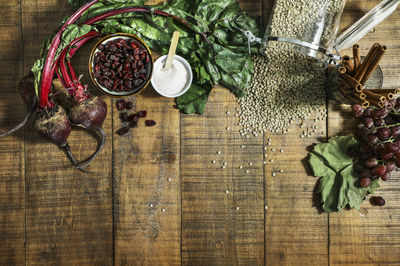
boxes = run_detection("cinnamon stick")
[354,43,380,82]
[360,45,387,86]
[338,66,347,75]
[367,89,397,94]
[362,101,370,108]
[342,55,354,76]
[353,44,361,71]
[340,74,362,92]
[339,86,361,104]
[363,89,386,102]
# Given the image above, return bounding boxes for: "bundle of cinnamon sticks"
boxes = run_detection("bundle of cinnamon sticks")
[338,43,397,108]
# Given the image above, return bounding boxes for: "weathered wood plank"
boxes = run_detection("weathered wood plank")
[22,1,113,264]
[264,113,329,265]
[181,88,264,265]
[0,1,25,265]
[0,93,25,266]
[328,1,400,264]
[113,90,181,265]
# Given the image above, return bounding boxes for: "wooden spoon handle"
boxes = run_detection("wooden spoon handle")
[164,31,180,70]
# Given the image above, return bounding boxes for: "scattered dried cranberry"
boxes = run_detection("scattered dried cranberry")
[145,120,156,127]
[127,113,139,123]
[116,100,126,111]
[119,112,128,122]
[129,121,138,128]
[138,110,147,118]
[125,101,133,110]
[370,196,385,206]
[116,127,130,135]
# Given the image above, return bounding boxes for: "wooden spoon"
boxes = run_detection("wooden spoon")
[163,31,180,71]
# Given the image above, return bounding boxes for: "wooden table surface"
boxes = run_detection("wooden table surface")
[1,0,400,265]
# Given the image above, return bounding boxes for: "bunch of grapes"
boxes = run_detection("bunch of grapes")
[350,98,400,195]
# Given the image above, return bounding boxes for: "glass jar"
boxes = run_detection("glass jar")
[260,0,346,63]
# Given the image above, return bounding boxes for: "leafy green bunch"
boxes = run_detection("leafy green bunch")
[48,0,261,114]
[309,136,380,213]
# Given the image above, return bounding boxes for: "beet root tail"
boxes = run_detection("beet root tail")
[61,143,93,174]
[0,104,36,138]
[78,127,105,169]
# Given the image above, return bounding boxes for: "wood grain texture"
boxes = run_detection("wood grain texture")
[0,1,25,265]
[0,93,25,266]
[181,88,264,265]
[1,0,400,264]
[264,112,329,265]
[113,90,181,266]
[328,1,400,264]
[22,1,113,265]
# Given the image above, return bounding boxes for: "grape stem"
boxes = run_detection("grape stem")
[374,123,400,129]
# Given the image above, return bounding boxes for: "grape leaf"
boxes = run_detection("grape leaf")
[309,136,380,213]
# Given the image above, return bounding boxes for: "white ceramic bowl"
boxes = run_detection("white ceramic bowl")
[151,55,193,98]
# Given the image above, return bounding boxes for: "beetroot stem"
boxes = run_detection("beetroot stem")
[40,0,98,109]
[57,31,102,93]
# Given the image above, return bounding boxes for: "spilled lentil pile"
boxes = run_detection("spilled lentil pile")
[238,52,326,135]
[237,0,346,136]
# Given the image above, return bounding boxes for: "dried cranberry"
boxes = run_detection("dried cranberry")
[116,100,126,111]
[119,112,128,121]
[127,113,139,123]
[125,101,133,110]
[145,120,156,127]
[116,127,129,135]
[129,121,138,128]
[138,110,147,118]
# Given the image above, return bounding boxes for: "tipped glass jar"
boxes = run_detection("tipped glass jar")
[261,0,346,65]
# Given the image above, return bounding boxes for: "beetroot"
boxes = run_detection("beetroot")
[69,96,107,130]
[69,95,107,168]
[35,105,89,173]
[35,106,71,146]
[0,74,37,138]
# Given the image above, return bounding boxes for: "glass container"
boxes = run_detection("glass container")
[261,0,346,63]
[261,0,400,64]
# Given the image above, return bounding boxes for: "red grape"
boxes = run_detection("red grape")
[352,104,363,114]
[378,128,391,141]
[385,160,396,173]
[363,117,374,128]
[365,158,378,168]
[376,165,387,177]
[360,177,371,188]
[381,152,394,161]
[391,126,400,138]
[374,119,385,127]
[367,134,379,145]
[363,107,374,118]
[370,196,385,206]
[381,173,391,181]
[374,108,389,119]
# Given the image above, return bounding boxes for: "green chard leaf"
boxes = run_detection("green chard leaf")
[309,136,380,213]
[176,83,211,114]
